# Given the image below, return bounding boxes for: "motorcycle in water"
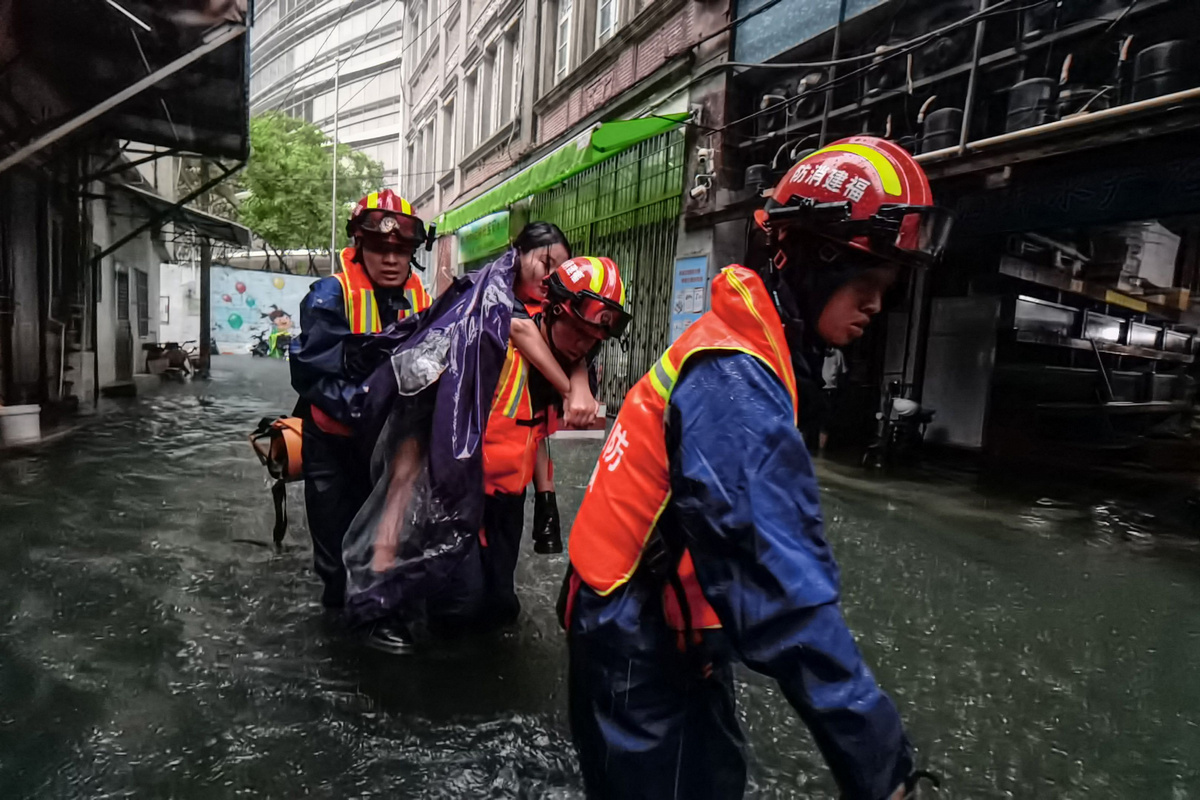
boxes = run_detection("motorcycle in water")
[863,382,935,469]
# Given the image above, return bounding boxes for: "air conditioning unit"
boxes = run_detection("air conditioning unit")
[1023,0,1125,40]
[864,0,975,96]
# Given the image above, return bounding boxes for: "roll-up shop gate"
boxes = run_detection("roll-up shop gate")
[529,129,685,410]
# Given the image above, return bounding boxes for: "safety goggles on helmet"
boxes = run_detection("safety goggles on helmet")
[571,292,633,338]
[547,279,632,339]
[356,210,429,244]
[767,198,954,267]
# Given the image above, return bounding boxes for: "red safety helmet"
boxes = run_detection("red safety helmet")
[545,256,632,339]
[756,136,952,269]
[347,189,435,249]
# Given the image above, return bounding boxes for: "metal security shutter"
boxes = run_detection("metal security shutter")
[530,129,684,410]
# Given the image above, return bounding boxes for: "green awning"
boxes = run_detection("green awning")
[436,113,688,234]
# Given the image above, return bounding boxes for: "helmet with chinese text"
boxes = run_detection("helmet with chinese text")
[545,256,632,339]
[755,136,953,269]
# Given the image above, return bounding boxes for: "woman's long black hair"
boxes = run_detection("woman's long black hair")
[513,222,572,258]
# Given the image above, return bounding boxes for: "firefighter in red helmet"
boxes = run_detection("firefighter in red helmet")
[290,190,435,626]
[563,138,952,800]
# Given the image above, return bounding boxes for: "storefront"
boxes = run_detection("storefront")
[434,118,688,409]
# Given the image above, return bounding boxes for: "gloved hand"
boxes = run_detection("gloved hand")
[532,491,563,554]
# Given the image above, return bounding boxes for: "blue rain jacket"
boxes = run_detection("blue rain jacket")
[290,275,412,425]
[571,351,912,800]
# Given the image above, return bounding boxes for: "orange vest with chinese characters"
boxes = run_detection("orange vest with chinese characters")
[568,266,799,631]
[334,248,432,334]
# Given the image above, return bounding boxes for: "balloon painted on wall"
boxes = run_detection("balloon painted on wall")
[246,297,257,308]
[235,282,247,295]
[227,313,244,330]
[222,294,232,303]
[273,277,286,290]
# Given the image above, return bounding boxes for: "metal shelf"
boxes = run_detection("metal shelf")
[999,257,1200,328]
[736,0,1180,149]
[1012,330,1195,363]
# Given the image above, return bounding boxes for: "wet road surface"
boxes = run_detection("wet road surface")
[2,357,1199,798]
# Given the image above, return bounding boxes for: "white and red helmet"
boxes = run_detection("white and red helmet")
[756,136,952,268]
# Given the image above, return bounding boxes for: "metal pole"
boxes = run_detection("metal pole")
[331,17,341,271]
[819,0,850,147]
[959,0,989,151]
[198,236,212,376]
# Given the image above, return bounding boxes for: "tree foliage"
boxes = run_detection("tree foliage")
[238,112,384,271]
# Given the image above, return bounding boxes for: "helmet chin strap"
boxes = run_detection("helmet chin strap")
[542,307,570,363]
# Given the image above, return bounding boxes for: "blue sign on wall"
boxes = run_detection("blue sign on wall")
[733,0,888,63]
[671,256,710,342]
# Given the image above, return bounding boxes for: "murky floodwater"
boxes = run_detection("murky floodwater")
[2,357,1199,799]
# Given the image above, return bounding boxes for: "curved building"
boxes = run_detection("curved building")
[250,0,405,186]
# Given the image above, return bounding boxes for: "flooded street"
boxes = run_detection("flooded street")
[3,357,1200,799]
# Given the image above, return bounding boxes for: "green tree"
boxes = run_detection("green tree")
[239,112,384,273]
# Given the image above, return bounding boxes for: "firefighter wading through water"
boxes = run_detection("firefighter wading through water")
[290,190,433,617]
[562,137,954,800]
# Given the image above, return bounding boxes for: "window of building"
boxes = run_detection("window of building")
[463,72,477,153]
[405,143,415,195]
[555,0,572,81]
[116,271,129,321]
[497,24,519,126]
[479,51,494,141]
[441,98,456,173]
[424,121,436,191]
[596,0,617,45]
[135,269,149,337]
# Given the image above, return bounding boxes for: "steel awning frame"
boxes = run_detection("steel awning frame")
[0,22,247,177]
[110,181,252,249]
[96,159,248,262]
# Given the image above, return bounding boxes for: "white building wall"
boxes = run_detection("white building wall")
[91,187,163,390]
[159,263,202,345]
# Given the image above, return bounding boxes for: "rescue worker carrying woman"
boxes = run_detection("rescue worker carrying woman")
[562,137,953,800]
[290,190,433,610]
[505,223,601,554]
[477,254,631,630]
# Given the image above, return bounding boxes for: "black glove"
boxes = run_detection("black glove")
[532,491,563,554]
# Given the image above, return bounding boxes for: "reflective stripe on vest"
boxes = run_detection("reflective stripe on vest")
[483,340,542,495]
[402,274,433,320]
[334,249,432,332]
[334,249,383,334]
[568,266,799,631]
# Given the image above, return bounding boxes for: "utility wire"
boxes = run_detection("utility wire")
[335,1,455,114]
[275,0,358,109]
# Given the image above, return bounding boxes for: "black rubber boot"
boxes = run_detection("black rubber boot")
[532,491,563,554]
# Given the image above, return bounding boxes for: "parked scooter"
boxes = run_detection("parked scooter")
[863,381,935,469]
[249,330,271,358]
[250,330,291,360]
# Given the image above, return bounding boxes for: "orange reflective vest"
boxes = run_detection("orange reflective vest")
[481,303,553,495]
[568,266,799,631]
[334,248,432,334]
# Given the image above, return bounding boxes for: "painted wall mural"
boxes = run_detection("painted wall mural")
[210,267,315,353]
